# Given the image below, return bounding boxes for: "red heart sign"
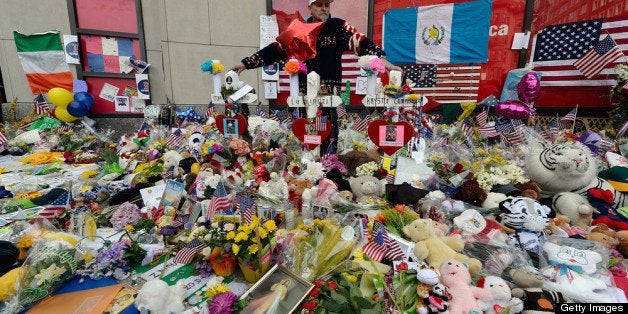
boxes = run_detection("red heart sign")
[367,119,415,155]
[291,118,331,150]
[215,114,247,137]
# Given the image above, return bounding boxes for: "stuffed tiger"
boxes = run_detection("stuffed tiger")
[499,196,555,254]
[525,141,628,214]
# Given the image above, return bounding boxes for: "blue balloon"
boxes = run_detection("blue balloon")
[66,101,90,118]
[73,92,95,108]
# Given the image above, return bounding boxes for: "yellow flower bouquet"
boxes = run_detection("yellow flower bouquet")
[226,216,277,283]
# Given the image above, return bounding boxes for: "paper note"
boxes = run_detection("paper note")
[511,32,530,50]
[264,81,277,99]
[99,83,119,102]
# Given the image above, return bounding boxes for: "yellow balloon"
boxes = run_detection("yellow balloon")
[54,106,78,122]
[191,163,200,174]
[48,87,74,108]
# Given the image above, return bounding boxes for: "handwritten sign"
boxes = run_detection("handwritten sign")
[140,258,184,281]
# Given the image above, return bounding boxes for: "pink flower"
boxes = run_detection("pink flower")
[367,58,386,74]
[209,292,238,314]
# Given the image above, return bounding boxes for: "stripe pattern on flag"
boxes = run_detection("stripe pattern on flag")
[573,35,624,79]
[236,193,256,224]
[207,182,231,220]
[401,64,481,104]
[532,16,628,88]
[173,238,206,264]
[33,93,50,115]
[13,30,73,93]
[166,129,184,148]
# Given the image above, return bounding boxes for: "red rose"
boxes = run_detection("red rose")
[313,280,324,288]
[225,103,234,110]
[327,282,339,290]
[302,301,318,310]
[307,289,321,297]
[396,262,408,271]
[453,163,464,173]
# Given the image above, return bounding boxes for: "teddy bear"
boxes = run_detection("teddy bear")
[514,180,542,201]
[135,279,186,314]
[285,176,313,211]
[509,268,566,313]
[476,276,523,314]
[338,149,380,176]
[546,216,587,238]
[163,150,184,178]
[586,224,620,249]
[415,265,450,314]
[403,218,482,275]
[552,191,596,229]
[499,196,555,255]
[348,175,386,204]
[325,168,351,192]
[258,172,289,202]
[439,259,492,314]
[617,230,628,257]
[451,209,510,246]
[540,241,614,303]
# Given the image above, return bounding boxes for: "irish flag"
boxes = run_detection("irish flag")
[14,30,73,94]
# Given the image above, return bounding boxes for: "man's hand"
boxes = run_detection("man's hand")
[230,63,246,75]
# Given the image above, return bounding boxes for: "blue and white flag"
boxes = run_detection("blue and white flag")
[383,0,492,65]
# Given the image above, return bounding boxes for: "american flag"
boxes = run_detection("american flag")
[236,193,256,224]
[460,118,473,138]
[205,102,215,121]
[478,94,499,107]
[401,63,481,104]
[277,109,292,125]
[573,35,624,79]
[617,120,628,138]
[362,221,404,262]
[0,130,8,144]
[33,93,49,115]
[336,103,347,118]
[173,238,206,264]
[256,102,268,118]
[207,182,231,220]
[55,125,73,132]
[495,118,515,134]
[559,108,577,129]
[166,128,184,148]
[278,53,359,93]
[31,190,71,221]
[475,110,488,127]
[351,110,370,132]
[315,116,328,131]
[478,123,500,138]
[532,16,628,90]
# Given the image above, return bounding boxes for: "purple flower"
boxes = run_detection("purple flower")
[209,292,238,314]
[196,260,213,278]
[161,226,176,236]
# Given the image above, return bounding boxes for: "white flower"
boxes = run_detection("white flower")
[304,162,324,181]
[355,161,378,177]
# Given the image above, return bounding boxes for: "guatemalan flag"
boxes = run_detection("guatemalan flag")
[382,0,492,65]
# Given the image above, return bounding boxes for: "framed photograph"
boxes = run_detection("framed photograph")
[114,95,130,112]
[312,204,332,220]
[379,125,403,146]
[240,264,314,314]
[223,118,239,138]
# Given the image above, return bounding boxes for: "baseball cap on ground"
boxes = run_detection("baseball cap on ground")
[309,0,333,5]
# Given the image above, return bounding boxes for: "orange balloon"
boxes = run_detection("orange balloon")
[275,11,323,61]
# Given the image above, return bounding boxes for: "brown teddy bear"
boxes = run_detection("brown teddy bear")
[587,224,619,249]
[338,149,381,176]
[285,176,313,211]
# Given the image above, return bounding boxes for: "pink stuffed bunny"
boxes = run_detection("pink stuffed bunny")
[439,259,492,314]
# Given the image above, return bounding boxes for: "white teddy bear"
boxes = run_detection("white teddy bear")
[135,279,186,314]
[258,172,289,201]
[477,275,523,314]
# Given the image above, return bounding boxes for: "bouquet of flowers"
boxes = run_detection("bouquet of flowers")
[77,234,146,280]
[226,216,277,282]
[284,219,356,281]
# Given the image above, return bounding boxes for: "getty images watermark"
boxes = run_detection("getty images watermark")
[557,303,626,314]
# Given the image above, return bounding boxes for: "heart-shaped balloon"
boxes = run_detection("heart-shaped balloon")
[517,72,540,103]
[367,120,416,155]
[215,114,247,137]
[495,100,531,120]
[291,118,331,150]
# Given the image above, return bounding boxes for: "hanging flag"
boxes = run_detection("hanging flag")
[531,16,628,107]
[236,194,256,224]
[33,93,50,115]
[401,63,481,104]
[574,36,624,79]
[207,182,231,219]
[173,238,206,264]
[13,30,73,93]
[382,0,492,65]
[316,116,328,131]
[166,129,184,147]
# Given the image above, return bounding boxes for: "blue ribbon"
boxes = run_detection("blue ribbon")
[549,260,584,275]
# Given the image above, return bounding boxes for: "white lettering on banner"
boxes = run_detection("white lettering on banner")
[489,24,509,36]
[211,94,225,104]
[181,275,211,298]
[140,258,183,281]
[238,93,258,104]
[362,95,427,107]
[287,95,341,107]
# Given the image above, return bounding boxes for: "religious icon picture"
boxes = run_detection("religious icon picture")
[240,264,314,314]
[223,118,239,138]
[379,125,403,146]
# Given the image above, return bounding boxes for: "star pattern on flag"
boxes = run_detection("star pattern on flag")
[478,94,499,107]
[401,64,437,87]
[173,238,206,264]
[534,19,602,61]
[166,128,184,147]
[208,182,231,219]
[236,193,256,224]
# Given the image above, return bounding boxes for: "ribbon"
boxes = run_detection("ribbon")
[549,260,584,279]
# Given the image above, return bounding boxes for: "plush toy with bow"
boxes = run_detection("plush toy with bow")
[540,241,614,303]
[476,276,523,314]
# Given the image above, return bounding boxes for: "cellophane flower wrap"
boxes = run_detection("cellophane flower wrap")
[3,236,78,313]
[283,219,355,281]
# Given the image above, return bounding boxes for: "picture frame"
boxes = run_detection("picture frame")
[379,125,403,146]
[312,204,332,220]
[240,264,314,314]
[223,118,239,138]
